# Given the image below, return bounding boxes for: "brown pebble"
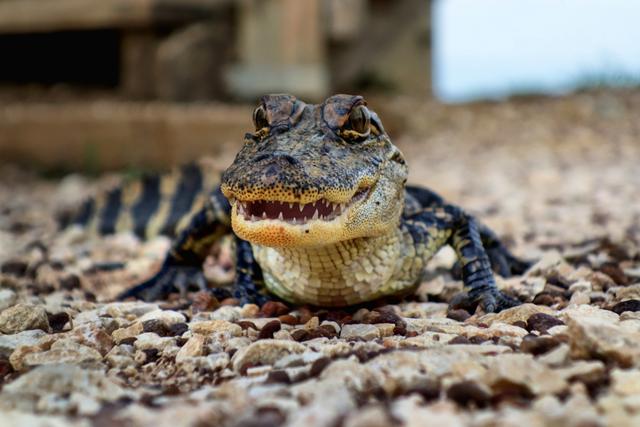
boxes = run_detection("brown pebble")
[221,298,240,306]
[142,319,170,337]
[532,292,556,306]
[401,379,441,402]
[265,370,290,384]
[191,291,220,313]
[296,306,313,324]
[0,357,13,380]
[142,349,160,364]
[119,337,137,346]
[447,309,471,322]
[47,312,70,333]
[599,263,629,286]
[59,274,81,291]
[168,322,189,337]
[259,301,290,317]
[520,334,561,355]
[291,329,311,342]
[278,314,299,325]
[447,380,491,408]
[323,310,350,323]
[468,336,487,344]
[1,260,28,277]
[316,325,338,338]
[526,313,564,334]
[258,320,281,339]
[449,335,472,345]
[310,357,331,377]
[610,299,640,314]
[238,320,259,330]
[511,320,528,330]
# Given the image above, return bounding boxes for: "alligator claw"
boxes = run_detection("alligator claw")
[451,287,521,314]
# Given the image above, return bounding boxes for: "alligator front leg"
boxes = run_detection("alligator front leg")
[406,185,531,277]
[118,189,231,301]
[227,236,273,306]
[404,205,521,313]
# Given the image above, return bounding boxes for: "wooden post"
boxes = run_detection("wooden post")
[227,0,328,101]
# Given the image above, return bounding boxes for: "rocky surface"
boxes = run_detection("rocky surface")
[0,90,639,426]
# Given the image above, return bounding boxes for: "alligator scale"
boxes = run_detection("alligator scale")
[67,94,529,312]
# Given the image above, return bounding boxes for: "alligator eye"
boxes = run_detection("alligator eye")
[348,105,370,135]
[253,105,269,131]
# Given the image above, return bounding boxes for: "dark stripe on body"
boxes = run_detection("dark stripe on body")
[160,163,203,236]
[74,198,95,226]
[131,175,161,238]
[99,188,122,235]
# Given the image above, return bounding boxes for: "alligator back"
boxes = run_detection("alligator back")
[60,159,223,240]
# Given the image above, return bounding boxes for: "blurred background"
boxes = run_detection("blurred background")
[0,0,638,174]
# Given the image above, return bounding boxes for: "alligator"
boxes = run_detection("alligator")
[66,94,530,312]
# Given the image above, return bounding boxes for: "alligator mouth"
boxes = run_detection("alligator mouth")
[235,187,369,225]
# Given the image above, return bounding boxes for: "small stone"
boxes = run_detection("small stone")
[447,309,471,322]
[278,314,299,325]
[231,339,305,373]
[273,330,293,341]
[240,303,260,318]
[47,312,71,333]
[142,319,170,336]
[209,305,242,321]
[189,320,242,336]
[259,301,290,317]
[567,316,640,367]
[0,364,131,415]
[527,313,565,334]
[479,303,556,326]
[133,333,175,351]
[258,320,281,340]
[484,353,567,395]
[0,289,16,311]
[0,330,46,358]
[138,309,186,326]
[71,323,114,356]
[304,316,320,330]
[569,291,590,305]
[320,320,341,334]
[21,340,103,369]
[520,334,561,355]
[103,301,159,319]
[374,323,396,337]
[191,291,219,313]
[175,334,206,363]
[0,303,49,334]
[611,369,640,395]
[446,380,492,408]
[168,322,189,337]
[111,322,144,344]
[265,369,291,384]
[611,300,640,315]
[340,324,380,341]
[600,263,629,286]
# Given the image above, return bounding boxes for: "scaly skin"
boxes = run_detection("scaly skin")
[68,94,529,312]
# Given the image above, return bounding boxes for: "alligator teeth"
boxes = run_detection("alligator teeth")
[237,187,370,225]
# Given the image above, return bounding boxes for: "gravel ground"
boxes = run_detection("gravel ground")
[0,90,639,427]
